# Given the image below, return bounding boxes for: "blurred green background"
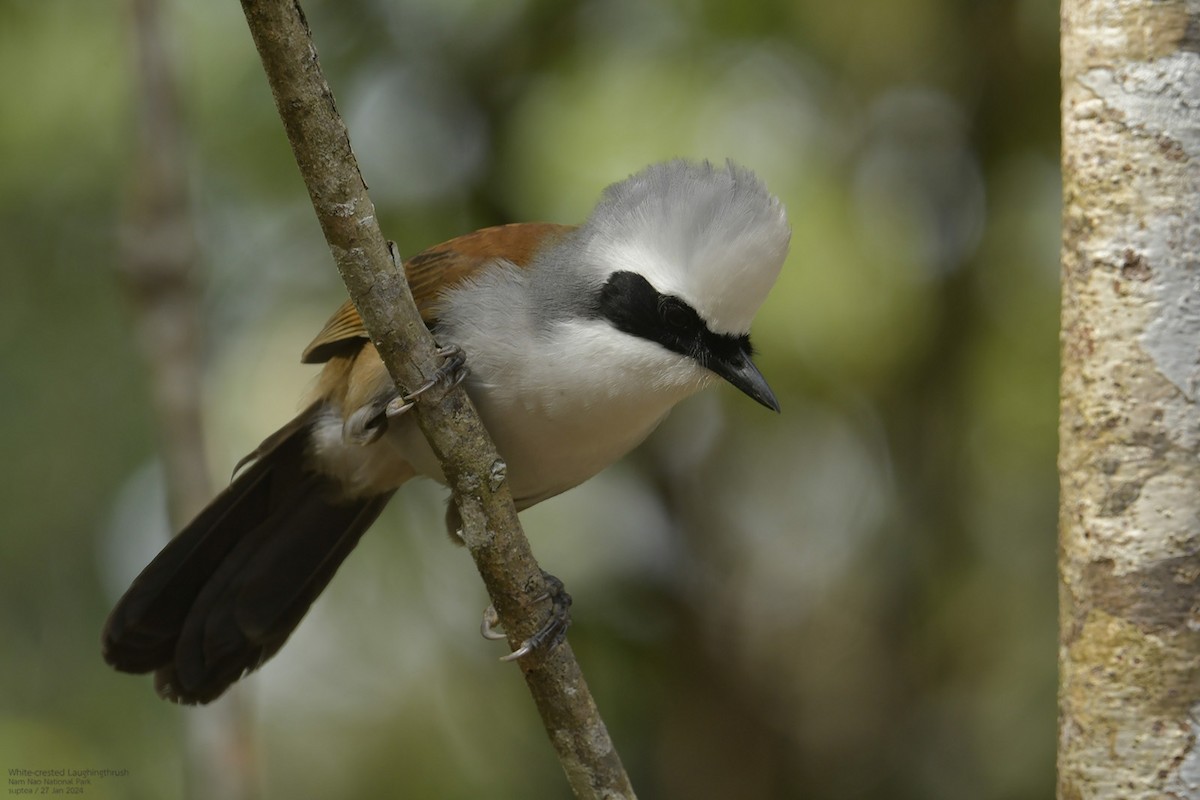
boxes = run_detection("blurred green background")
[0,0,1059,797]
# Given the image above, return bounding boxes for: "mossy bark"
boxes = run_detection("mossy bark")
[1060,1,1200,796]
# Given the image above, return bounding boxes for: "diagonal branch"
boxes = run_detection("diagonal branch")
[236,1,635,796]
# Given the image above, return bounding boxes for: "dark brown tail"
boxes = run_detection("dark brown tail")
[102,404,393,704]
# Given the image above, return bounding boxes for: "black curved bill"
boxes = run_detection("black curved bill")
[709,349,781,412]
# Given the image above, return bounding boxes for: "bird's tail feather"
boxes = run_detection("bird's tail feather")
[102,403,392,704]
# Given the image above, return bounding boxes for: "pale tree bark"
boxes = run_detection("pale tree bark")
[1059,1,1200,797]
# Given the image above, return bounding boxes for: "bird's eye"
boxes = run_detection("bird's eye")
[659,299,691,331]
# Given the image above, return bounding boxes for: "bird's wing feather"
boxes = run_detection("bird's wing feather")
[302,223,575,364]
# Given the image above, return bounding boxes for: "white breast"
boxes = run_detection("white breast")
[386,315,714,508]
[470,318,713,506]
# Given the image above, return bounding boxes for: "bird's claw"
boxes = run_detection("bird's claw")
[384,395,414,419]
[480,606,507,640]
[479,572,573,662]
[399,345,469,406]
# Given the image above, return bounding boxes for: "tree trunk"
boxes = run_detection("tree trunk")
[1059,1,1200,797]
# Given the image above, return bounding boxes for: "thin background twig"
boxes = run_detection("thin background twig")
[122,0,258,797]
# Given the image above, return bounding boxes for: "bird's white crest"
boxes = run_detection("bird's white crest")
[579,159,791,335]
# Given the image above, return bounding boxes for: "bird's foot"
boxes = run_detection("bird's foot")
[343,345,468,445]
[393,345,469,413]
[480,571,573,662]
